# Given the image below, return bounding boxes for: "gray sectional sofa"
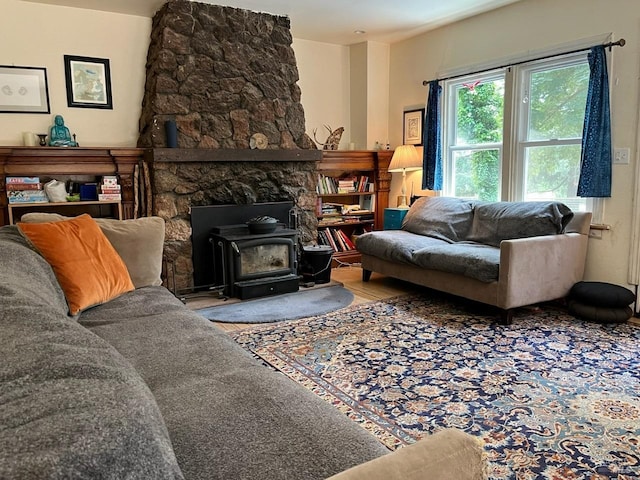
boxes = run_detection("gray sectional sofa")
[0,216,485,480]
[357,197,591,323]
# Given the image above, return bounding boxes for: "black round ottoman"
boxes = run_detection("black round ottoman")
[567,281,634,323]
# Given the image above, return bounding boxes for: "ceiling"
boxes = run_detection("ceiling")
[22,0,523,45]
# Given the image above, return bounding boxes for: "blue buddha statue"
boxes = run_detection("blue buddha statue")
[49,115,77,147]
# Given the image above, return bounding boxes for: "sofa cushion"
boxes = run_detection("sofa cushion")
[356,230,451,265]
[412,242,501,283]
[467,201,573,247]
[402,196,475,243]
[17,214,134,315]
[79,287,389,480]
[0,226,183,480]
[20,213,165,288]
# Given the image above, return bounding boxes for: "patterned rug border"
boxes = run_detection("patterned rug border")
[233,293,640,478]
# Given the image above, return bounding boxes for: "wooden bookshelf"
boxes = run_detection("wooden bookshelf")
[317,150,392,266]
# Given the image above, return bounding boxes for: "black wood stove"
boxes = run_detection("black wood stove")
[209,224,299,299]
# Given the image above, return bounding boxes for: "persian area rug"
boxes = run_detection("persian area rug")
[233,294,640,479]
[197,285,354,323]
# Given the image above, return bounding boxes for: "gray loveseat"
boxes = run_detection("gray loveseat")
[0,216,485,480]
[357,197,591,323]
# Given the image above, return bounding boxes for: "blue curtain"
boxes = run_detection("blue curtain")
[422,80,442,190]
[577,46,611,197]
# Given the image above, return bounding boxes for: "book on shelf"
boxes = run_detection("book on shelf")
[6,176,40,184]
[317,174,371,195]
[330,228,346,251]
[317,228,357,253]
[356,176,369,192]
[8,190,48,204]
[337,229,356,250]
[318,230,337,252]
[98,193,122,201]
[342,213,374,223]
[337,178,356,193]
[359,195,374,211]
[6,183,43,191]
[102,175,118,181]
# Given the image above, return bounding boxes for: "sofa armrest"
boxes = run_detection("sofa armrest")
[325,429,485,480]
[498,232,589,309]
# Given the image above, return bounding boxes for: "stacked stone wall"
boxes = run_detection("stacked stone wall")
[138,0,314,150]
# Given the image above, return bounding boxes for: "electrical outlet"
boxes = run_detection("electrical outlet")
[614,147,630,165]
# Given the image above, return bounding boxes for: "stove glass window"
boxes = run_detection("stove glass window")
[239,243,290,276]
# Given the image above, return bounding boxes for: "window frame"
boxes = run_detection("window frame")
[441,52,603,220]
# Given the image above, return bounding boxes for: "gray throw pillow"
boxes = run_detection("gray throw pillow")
[402,196,475,243]
[19,213,165,288]
[467,201,574,247]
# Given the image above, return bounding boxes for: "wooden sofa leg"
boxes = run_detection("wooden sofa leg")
[362,269,372,282]
[500,309,514,325]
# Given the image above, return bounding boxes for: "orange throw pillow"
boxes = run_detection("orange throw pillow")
[18,214,134,315]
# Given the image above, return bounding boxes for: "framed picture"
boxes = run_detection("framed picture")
[0,66,50,114]
[403,108,425,145]
[64,55,112,109]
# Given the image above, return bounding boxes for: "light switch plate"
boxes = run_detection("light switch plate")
[614,147,630,164]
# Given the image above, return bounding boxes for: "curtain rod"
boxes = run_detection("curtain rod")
[422,39,626,86]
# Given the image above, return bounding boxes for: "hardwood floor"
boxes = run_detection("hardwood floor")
[185,266,420,332]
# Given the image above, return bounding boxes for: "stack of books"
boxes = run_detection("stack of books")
[318,228,357,252]
[98,176,121,201]
[6,177,48,204]
[337,178,356,193]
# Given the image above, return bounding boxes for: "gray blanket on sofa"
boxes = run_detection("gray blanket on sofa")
[0,227,183,480]
[357,197,574,283]
[1,225,387,480]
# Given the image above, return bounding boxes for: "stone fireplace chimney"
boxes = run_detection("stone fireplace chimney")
[137,0,320,292]
[138,0,315,150]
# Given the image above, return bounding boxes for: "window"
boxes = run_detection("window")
[445,71,505,202]
[442,52,599,215]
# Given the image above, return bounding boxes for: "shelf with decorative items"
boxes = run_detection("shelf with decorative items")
[0,147,144,226]
[315,150,393,266]
[6,200,123,225]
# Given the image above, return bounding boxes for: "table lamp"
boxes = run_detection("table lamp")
[388,145,422,209]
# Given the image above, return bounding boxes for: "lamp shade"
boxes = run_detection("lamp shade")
[388,144,422,172]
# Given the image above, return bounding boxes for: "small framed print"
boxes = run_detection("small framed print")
[0,65,50,114]
[64,55,113,109]
[403,108,425,145]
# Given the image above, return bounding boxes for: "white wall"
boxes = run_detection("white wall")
[365,41,390,150]
[0,0,151,146]
[348,41,391,150]
[389,0,640,287]
[293,38,351,149]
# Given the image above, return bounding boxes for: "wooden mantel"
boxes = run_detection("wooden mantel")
[147,148,322,163]
[0,147,145,225]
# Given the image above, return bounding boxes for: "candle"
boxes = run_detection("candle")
[22,132,37,146]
